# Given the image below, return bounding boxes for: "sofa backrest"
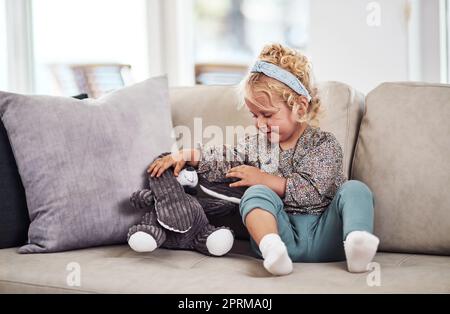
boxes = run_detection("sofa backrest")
[316,81,364,177]
[169,85,254,150]
[351,82,450,255]
[169,81,364,178]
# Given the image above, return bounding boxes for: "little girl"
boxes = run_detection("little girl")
[148,43,379,276]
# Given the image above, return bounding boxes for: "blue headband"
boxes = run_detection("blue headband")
[250,60,312,102]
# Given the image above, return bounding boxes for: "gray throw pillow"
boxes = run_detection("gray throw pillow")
[0,76,174,253]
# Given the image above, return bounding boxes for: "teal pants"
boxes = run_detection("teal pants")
[239,180,374,262]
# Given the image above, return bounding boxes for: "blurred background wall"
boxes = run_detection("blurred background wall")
[0,0,447,96]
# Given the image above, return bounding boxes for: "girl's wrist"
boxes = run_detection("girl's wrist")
[262,173,287,197]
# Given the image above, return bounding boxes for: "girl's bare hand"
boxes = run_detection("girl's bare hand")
[225,165,269,187]
[147,155,186,178]
[147,149,197,178]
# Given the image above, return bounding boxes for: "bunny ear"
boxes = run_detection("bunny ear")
[149,167,208,233]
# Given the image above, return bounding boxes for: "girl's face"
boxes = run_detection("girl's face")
[245,90,302,144]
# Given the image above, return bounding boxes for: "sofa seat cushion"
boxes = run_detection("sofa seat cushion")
[1,242,449,293]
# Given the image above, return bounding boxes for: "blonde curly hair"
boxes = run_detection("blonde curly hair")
[238,43,322,127]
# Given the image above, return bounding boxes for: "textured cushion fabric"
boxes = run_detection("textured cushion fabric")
[0,94,90,249]
[0,121,29,249]
[169,82,364,178]
[0,76,174,253]
[0,243,449,293]
[351,82,450,255]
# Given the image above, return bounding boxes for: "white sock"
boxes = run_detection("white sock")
[128,231,158,253]
[344,231,379,273]
[206,229,234,256]
[259,233,293,276]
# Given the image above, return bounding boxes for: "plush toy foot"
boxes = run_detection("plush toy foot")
[130,189,154,209]
[128,231,158,253]
[206,228,234,256]
[128,223,166,252]
[344,231,379,273]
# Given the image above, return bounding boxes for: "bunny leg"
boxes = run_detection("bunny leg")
[127,212,166,253]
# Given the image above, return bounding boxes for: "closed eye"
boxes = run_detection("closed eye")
[250,113,272,118]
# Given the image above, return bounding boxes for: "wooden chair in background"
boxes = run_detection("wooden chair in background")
[50,63,133,98]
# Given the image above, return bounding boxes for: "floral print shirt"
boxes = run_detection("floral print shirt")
[197,125,347,215]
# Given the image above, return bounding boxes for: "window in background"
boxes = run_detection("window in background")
[193,0,310,85]
[32,0,148,96]
[447,0,450,82]
[0,0,7,91]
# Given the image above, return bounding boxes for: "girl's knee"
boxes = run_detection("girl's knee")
[241,185,283,206]
[338,180,374,205]
[239,185,283,217]
[340,180,372,196]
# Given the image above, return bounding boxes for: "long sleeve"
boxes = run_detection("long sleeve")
[282,134,346,212]
[196,135,252,183]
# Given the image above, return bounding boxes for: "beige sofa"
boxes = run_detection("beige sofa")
[1,81,449,293]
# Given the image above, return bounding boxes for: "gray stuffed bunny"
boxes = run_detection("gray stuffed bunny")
[127,154,235,256]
